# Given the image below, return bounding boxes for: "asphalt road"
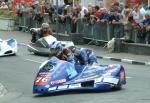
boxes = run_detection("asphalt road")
[0,45,150,103]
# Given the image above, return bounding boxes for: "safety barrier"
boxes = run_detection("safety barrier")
[76,19,124,43]
[17,14,150,44]
[18,12,44,31]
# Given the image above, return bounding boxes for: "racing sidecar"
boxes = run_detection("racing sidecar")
[27,35,74,56]
[0,38,18,56]
[33,57,126,94]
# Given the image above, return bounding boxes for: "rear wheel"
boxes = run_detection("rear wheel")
[113,84,122,90]
[113,70,126,90]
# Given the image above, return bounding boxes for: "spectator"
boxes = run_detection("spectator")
[110,2,121,13]
[109,9,123,38]
[76,4,88,18]
[22,2,32,14]
[71,7,79,33]
[84,6,96,25]
[0,2,8,10]
[58,6,67,24]
[119,3,124,13]
[0,1,2,6]
[131,4,144,25]
[142,11,150,44]
[44,2,54,23]
[31,0,43,27]
[94,5,100,19]
[16,2,23,16]
[99,8,110,21]
[98,0,104,8]
[66,5,73,16]
[122,7,133,41]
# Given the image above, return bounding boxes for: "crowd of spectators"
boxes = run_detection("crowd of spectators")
[0,0,9,10]
[2,0,150,44]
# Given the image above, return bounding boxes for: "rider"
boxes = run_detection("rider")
[49,41,75,64]
[69,46,98,65]
[31,23,51,43]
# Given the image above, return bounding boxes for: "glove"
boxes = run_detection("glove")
[30,28,38,35]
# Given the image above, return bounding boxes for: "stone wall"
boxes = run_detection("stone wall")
[0,18,14,30]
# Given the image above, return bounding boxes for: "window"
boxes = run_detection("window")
[41,63,53,72]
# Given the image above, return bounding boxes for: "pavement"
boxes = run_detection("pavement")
[0,30,150,97]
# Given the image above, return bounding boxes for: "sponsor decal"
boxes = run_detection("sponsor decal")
[105,64,117,71]
[45,85,50,88]
[82,72,97,78]
[69,83,81,89]
[89,65,100,70]
[66,67,77,79]
[39,72,49,75]
[75,75,99,82]
[103,78,119,84]
[108,64,115,69]
[35,76,51,85]
[48,87,57,91]
[51,79,66,85]
[57,85,68,89]
[94,77,103,83]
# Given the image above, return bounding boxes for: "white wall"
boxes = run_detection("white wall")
[0,18,14,30]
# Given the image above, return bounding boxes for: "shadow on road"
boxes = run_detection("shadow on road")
[33,88,126,98]
[0,54,17,58]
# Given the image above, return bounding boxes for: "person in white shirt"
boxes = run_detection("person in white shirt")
[0,2,8,10]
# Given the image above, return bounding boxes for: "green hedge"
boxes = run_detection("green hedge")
[0,10,17,20]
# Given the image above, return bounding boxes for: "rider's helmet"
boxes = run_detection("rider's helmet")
[145,10,150,17]
[50,41,62,56]
[41,23,50,36]
[68,46,76,53]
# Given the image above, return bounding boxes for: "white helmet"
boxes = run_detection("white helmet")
[41,23,49,32]
[51,41,62,55]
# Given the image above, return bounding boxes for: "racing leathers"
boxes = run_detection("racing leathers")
[31,23,51,43]
[74,48,97,65]
[31,28,49,43]
[50,47,75,64]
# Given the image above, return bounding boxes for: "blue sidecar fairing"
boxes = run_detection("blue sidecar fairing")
[33,57,126,94]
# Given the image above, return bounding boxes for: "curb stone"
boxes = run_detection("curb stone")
[0,83,7,97]
[145,62,150,66]
[97,56,149,66]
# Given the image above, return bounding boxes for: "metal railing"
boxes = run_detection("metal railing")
[16,14,150,44]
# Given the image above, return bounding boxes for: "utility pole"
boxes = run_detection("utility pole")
[56,0,58,35]
[73,0,75,7]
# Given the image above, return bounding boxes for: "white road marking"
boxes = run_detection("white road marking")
[126,76,132,79]
[24,59,42,64]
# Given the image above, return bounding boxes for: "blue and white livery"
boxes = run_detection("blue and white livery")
[33,57,126,94]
